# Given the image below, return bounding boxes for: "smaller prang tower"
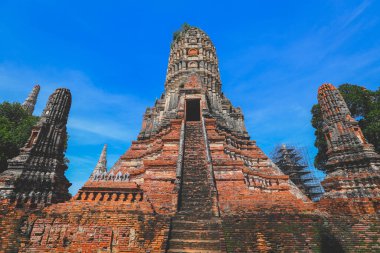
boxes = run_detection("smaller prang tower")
[0,88,72,208]
[21,84,40,115]
[89,144,108,180]
[318,83,380,213]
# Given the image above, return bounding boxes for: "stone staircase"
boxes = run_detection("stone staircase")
[167,121,225,253]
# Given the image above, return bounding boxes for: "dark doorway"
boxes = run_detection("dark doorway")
[186,99,201,121]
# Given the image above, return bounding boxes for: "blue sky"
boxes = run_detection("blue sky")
[0,1,379,194]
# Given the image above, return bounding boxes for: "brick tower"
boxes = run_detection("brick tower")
[21,84,40,115]
[0,88,72,208]
[89,144,108,179]
[317,83,380,213]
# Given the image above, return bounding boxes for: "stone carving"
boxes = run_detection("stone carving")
[128,227,136,246]
[0,88,72,207]
[187,48,198,56]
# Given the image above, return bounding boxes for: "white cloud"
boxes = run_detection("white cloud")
[342,0,372,29]
[69,117,136,141]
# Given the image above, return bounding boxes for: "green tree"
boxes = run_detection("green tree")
[312,84,380,171]
[0,102,39,172]
[172,23,194,46]
[338,84,372,117]
[311,104,328,171]
[360,88,380,152]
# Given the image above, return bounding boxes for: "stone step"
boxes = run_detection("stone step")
[180,201,212,205]
[182,183,210,186]
[182,173,208,176]
[171,221,220,231]
[180,199,212,203]
[180,196,212,201]
[181,186,209,188]
[181,189,210,192]
[179,210,213,216]
[168,239,221,251]
[181,180,209,183]
[167,249,221,253]
[181,202,213,208]
[179,209,213,213]
[170,229,220,240]
[175,212,214,219]
[182,170,208,173]
[181,187,211,192]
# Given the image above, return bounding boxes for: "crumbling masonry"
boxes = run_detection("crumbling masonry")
[0,88,72,207]
[0,26,379,252]
[317,83,380,214]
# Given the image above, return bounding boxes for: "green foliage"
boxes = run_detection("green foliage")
[63,133,70,166]
[311,104,328,171]
[360,88,380,152]
[338,84,372,117]
[0,102,39,172]
[312,84,380,171]
[181,22,191,31]
[172,22,194,46]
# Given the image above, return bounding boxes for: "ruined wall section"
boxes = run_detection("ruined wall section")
[19,202,170,252]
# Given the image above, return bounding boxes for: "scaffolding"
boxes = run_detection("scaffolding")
[271,144,324,202]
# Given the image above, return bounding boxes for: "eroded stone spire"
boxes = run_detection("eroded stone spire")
[317,83,380,200]
[22,84,40,115]
[90,144,108,179]
[318,83,380,171]
[0,88,72,207]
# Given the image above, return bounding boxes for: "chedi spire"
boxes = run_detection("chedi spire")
[317,83,380,200]
[22,84,40,115]
[0,88,72,208]
[317,83,380,171]
[90,144,108,179]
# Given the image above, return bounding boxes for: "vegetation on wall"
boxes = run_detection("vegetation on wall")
[172,23,193,46]
[312,84,380,171]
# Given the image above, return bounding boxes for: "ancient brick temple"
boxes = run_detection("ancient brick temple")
[0,26,379,252]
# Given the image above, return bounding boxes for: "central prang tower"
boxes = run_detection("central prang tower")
[139,25,247,140]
